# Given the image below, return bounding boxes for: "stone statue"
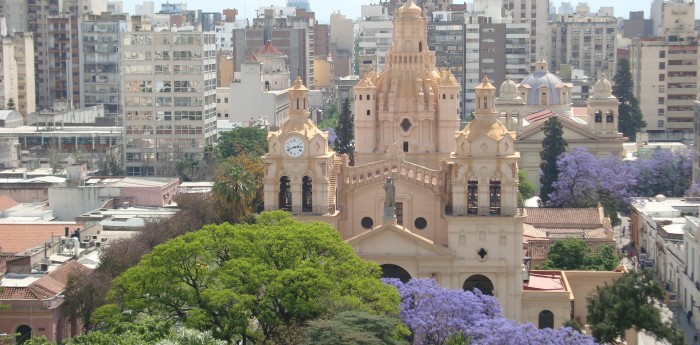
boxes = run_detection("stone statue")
[383,177,395,208]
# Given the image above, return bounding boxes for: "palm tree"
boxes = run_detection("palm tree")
[213,159,261,222]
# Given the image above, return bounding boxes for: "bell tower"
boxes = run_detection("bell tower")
[587,74,620,137]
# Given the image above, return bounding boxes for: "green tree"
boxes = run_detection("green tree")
[317,100,338,130]
[5,98,15,110]
[217,126,268,159]
[212,155,263,222]
[109,211,400,344]
[612,59,646,141]
[518,170,536,202]
[587,270,684,345]
[539,116,567,204]
[306,311,409,345]
[334,98,354,164]
[538,238,620,271]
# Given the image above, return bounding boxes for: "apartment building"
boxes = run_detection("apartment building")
[121,30,217,176]
[548,3,617,78]
[80,13,129,120]
[357,4,393,74]
[0,32,35,117]
[428,11,465,117]
[630,1,698,133]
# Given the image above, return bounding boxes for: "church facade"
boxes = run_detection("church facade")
[261,0,622,328]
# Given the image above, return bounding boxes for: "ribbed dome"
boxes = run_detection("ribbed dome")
[519,70,566,105]
[398,0,422,18]
[499,78,519,98]
[593,74,613,99]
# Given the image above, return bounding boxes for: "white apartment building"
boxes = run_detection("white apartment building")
[214,21,245,52]
[121,29,217,177]
[357,4,393,74]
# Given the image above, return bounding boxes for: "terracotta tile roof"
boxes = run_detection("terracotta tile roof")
[524,208,602,228]
[256,41,282,55]
[0,223,80,254]
[0,195,18,211]
[541,227,610,239]
[0,261,91,301]
[527,238,617,260]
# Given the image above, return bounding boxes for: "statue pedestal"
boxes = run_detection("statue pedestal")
[383,206,397,225]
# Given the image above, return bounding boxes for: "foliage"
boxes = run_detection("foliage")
[212,154,263,223]
[334,97,355,164]
[22,337,54,345]
[385,278,595,345]
[587,270,684,345]
[306,311,409,345]
[217,126,268,159]
[518,170,536,202]
[612,59,646,141]
[5,98,15,110]
[63,271,112,331]
[317,100,339,130]
[635,148,692,197]
[109,211,400,344]
[156,328,227,345]
[686,183,700,197]
[539,116,567,204]
[538,238,621,271]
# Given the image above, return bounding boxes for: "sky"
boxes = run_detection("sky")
[120,1,700,23]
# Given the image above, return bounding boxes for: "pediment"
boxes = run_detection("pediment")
[518,117,599,141]
[347,223,455,258]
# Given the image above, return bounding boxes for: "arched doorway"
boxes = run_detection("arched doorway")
[302,176,312,212]
[538,310,554,329]
[279,176,291,211]
[16,325,32,344]
[463,274,494,296]
[380,264,412,283]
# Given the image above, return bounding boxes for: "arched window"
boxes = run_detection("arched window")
[367,94,370,100]
[279,176,291,211]
[381,264,412,283]
[296,99,300,110]
[489,179,501,215]
[16,325,32,345]
[366,109,371,116]
[467,179,478,215]
[264,80,270,91]
[483,97,488,109]
[538,310,554,329]
[463,274,494,295]
[302,176,313,212]
[606,110,614,123]
[359,95,363,100]
[419,41,423,52]
[594,111,602,123]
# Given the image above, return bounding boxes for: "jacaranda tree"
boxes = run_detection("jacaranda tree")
[635,148,692,197]
[385,279,596,345]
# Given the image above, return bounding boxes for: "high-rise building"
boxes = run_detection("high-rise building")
[0,31,35,117]
[356,4,393,74]
[80,13,129,120]
[121,30,217,176]
[428,10,465,117]
[630,1,698,134]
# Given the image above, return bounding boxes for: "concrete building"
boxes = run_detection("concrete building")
[547,4,618,79]
[0,32,36,115]
[80,13,129,120]
[121,29,217,177]
[107,1,123,14]
[134,1,155,19]
[623,11,653,39]
[630,1,698,134]
[695,102,700,184]
[428,10,466,117]
[356,4,393,74]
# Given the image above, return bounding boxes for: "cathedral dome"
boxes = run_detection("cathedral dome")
[398,0,422,18]
[499,78,519,99]
[518,68,566,105]
[593,74,613,99]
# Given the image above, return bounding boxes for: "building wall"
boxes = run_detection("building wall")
[548,15,617,78]
[329,12,354,54]
[313,59,331,88]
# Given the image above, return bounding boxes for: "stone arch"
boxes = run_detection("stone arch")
[538,310,554,329]
[302,175,313,212]
[606,110,614,123]
[594,110,602,123]
[381,264,412,283]
[16,325,32,344]
[463,274,494,295]
[279,176,292,211]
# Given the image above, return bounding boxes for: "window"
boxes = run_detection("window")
[594,111,602,123]
[361,217,374,229]
[403,141,409,152]
[468,179,478,215]
[658,109,665,116]
[658,97,665,105]
[659,74,665,81]
[489,179,501,215]
[366,110,371,116]
[658,120,665,127]
[224,97,228,103]
[659,50,666,58]
[414,217,427,230]
[538,310,554,329]
[659,62,665,69]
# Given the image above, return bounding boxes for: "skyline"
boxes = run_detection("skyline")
[119,0,700,23]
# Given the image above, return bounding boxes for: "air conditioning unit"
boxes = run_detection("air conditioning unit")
[39,263,49,271]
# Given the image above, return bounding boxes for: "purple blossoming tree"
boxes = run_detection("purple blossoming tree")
[384,278,597,345]
[635,149,692,197]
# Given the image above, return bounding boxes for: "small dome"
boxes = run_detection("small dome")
[593,74,613,99]
[518,69,566,105]
[499,78,518,96]
[655,194,667,202]
[398,0,422,18]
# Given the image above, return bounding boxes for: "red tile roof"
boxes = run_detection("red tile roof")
[524,208,603,228]
[0,261,91,300]
[256,41,282,55]
[0,223,80,254]
[0,195,18,211]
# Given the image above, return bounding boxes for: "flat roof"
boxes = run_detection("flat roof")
[524,271,567,292]
[0,125,122,135]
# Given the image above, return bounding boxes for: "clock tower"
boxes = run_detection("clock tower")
[262,77,339,216]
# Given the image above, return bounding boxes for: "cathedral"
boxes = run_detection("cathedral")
[261,0,622,328]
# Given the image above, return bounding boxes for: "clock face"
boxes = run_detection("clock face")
[284,137,305,157]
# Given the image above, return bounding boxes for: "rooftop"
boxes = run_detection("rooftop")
[524,270,567,292]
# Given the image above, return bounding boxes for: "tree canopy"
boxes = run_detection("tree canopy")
[108,211,399,344]
[306,311,409,345]
[537,238,620,271]
[587,270,684,345]
[212,154,264,222]
[635,148,692,197]
[518,170,536,203]
[539,116,567,204]
[386,278,595,345]
[5,98,15,110]
[612,58,645,141]
[217,126,268,159]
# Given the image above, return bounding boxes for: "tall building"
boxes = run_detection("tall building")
[329,12,354,78]
[428,10,465,117]
[630,1,698,134]
[80,13,129,120]
[481,0,548,67]
[547,3,618,78]
[356,4,393,74]
[121,30,217,176]
[0,31,35,117]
